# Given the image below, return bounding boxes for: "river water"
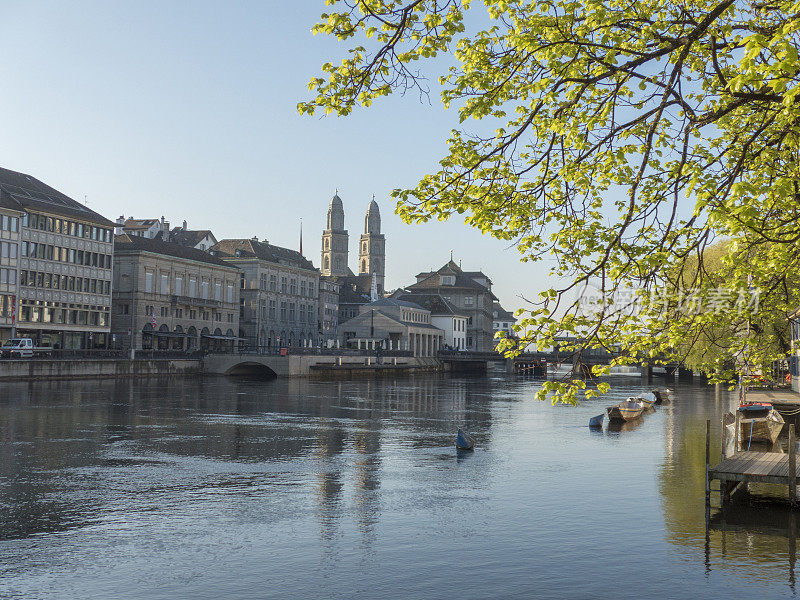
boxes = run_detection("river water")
[0,373,796,599]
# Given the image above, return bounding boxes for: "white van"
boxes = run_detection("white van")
[1,338,34,358]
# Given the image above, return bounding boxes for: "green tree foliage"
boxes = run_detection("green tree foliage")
[666,241,792,379]
[300,0,800,403]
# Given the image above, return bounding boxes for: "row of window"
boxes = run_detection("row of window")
[256,273,316,297]
[18,301,109,326]
[453,318,466,332]
[21,270,111,295]
[402,310,430,324]
[141,304,235,323]
[1,269,16,286]
[259,300,315,324]
[22,242,112,269]
[144,271,235,303]
[24,213,112,243]
[0,215,19,233]
[0,241,18,260]
[0,294,13,317]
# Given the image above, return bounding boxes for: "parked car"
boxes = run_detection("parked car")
[1,338,34,358]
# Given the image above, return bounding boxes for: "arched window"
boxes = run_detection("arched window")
[324,238,329,249]
[362,242,367,252]
[324,256,330,270]
[361,259,366,272]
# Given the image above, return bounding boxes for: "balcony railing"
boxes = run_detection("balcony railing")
[170,295,223,307]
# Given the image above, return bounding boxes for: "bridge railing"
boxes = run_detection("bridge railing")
[234,347,414,358]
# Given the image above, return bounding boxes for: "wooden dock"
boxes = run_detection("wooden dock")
[705,420,799,509]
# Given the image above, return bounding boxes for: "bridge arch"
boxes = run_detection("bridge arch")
[224,361,278,378]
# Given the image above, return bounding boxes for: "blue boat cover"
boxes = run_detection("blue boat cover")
[456,428,474,450]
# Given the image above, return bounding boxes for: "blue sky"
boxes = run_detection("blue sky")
[0,1,551,310]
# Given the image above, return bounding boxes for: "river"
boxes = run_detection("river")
[0,374,796,599]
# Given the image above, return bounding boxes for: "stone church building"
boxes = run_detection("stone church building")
[320,191,385,293]
[320,192,387,334]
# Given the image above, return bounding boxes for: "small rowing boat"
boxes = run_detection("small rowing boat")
[607,398,645,422]
[589,414,604,428]
[651,388,674,404]
[738,403,785,446]
[456,428,475,451]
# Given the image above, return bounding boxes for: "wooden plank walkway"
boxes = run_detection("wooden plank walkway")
[705,420,798,509]
[710,451,799,485]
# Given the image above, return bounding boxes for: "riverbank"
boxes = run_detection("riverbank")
[0,355,449,381]
[0,358,202,380]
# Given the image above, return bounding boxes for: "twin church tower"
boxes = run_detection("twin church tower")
[320,191,385,291]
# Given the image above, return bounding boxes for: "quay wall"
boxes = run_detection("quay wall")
[0,359,201,381]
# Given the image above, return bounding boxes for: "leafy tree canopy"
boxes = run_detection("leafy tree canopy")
[300,0,800,403]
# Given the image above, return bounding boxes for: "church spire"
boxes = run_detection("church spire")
[322,190,349,276]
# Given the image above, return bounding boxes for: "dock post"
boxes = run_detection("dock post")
[734,410,741,452]
[790,424,797,505]
[705,419,711,511]
[721,416,728,461]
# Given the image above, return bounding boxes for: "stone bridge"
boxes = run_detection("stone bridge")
[201,352,434,378]
[202,353,291,377]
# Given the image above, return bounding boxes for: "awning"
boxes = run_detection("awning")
[201,334,237,340]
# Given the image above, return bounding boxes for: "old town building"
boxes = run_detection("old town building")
[405,260,497,352]
[338,298,444,356]
[0,167,115,349]
[112,234,240,351]
[320,192,387,317]
[0,193,22,342]
[212,238,319,351]
[394,292,468,351]
[492,301,518,347]
[318,276,340,346]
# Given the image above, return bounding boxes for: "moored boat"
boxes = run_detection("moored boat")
[651,388,674,404]
[738,403,785,446]
[606,398,645,422]
[638,395,656,409]
[589,414,604,428]
[456,428,475,451]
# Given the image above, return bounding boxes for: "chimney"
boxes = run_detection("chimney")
[183,220,187,230]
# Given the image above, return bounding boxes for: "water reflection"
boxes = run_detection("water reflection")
[2,375,798,599]
[658,382,800,590]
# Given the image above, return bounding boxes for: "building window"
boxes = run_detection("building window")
[270,275,276,291]
[281,276,287,294]
[269,300,276,319]
[214,282,221,301]
[175,276,183,296]
[160,273,169,294]
[280,302,287,322]
[301,281,306,297]
[226,283,233,303]
[190,277,197,297]
[202,280,209,300]
[288,303,295,322]
[145,271,154,293]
